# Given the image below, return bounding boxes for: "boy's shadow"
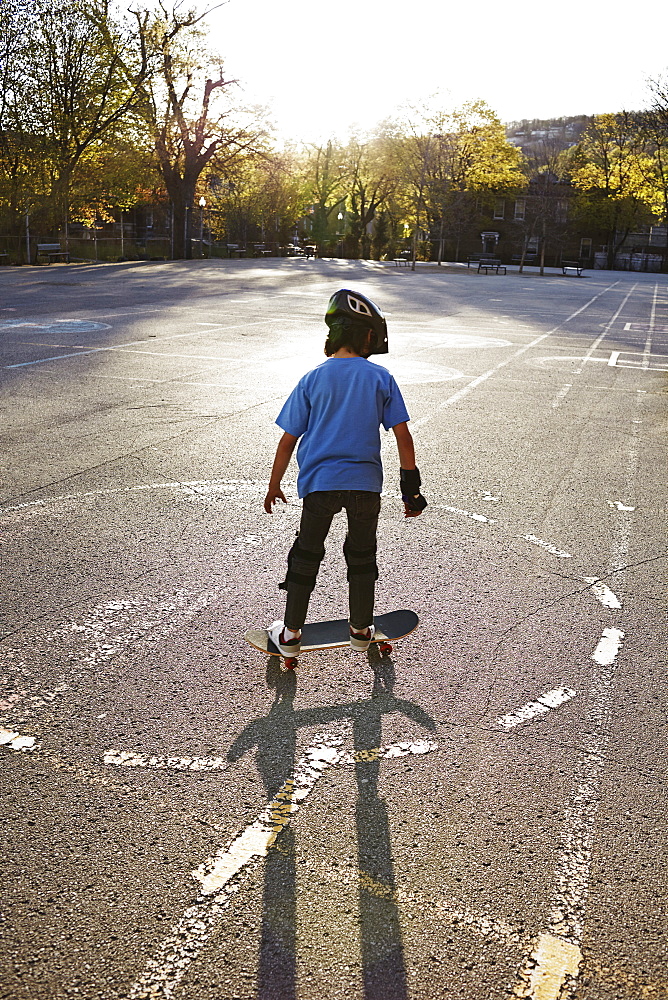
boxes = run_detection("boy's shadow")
[227,647,436,1000]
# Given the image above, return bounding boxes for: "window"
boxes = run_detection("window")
[514,199,526,221]
[145,211,153,229]
[557,200,568,223]
[580,238,592,260]
[493,199,505,220]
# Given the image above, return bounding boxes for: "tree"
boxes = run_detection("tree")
[4,0,150,236]
[344,135,395,258]
[127,2,268,258]
[390,99,525,266]
[637,78,668,227]
[515,139,571,274]
[570,112,656,269]
[302,141,349,252]
[0,2,56,253]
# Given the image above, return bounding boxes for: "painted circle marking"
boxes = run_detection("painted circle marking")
[0,319,111,333]
[381,360,464,384]
[433,334,512,348]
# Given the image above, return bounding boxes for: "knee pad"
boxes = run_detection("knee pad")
[343,539,378,582]
[279,533,325,591]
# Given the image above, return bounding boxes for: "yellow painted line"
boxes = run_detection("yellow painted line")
[514,933,582,1000]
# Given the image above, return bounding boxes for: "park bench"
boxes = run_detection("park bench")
[0,250,9,264]
[467,253,499,267]
[477,258,506,274]
[562,260,585,276]
[226,244,246,258]
[393,250,410,266]
[36,242,70,264]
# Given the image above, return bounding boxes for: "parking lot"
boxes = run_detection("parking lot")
[1,257,667,1000]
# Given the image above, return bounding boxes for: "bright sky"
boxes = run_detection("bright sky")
[207,0,668,142]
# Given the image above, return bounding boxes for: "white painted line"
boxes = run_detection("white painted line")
[5,347,109,367]
[3,322,268,369]
[63,372,168,383]
[643,282,658,369]
[607,499,635,511]
[0,479,272,514]
[0,728,38,751]
[341,739,440,764]
[125,898,230,1000]
[104,750,229,771]
[123,730,345,1000]
[513,626,626,997]
[104,739,440,774]
[591,627,624,666]
[115,734,439,997]
[496,688,576,729]
[583,577,622,610]
[193,735,345,896]
[522,534,572,558]
[572,284,637,374]
[407,282,621,426]
[111,348,245,362]
[431,504,497,524]
[608,350,620,367]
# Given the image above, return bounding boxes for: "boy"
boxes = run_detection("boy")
[263,288,426,658]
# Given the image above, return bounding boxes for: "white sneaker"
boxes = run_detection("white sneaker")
[349,624,375,651]
[268,621,301,656]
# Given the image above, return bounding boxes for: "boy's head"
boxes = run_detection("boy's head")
[324,289,388,358]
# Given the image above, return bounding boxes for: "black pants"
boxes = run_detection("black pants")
[283,491,380,631]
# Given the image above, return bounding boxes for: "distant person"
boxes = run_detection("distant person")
[263,288,427,657]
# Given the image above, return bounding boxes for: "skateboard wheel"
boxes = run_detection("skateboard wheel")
[285,657,298,670]
[380,643,393,655]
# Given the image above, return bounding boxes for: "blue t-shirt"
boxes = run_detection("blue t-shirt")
[276,357,410,498]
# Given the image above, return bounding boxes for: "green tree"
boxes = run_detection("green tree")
[302,141,349,252]
[0,2,53,254]
[4,0,149,238]
[389,99,525,266]
[344,135,395,258]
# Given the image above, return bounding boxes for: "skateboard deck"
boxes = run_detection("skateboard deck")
[244,610,418,668]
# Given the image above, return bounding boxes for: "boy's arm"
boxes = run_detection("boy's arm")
[392,422,427,518]
[392,421,416,470]
[264,431,299,513]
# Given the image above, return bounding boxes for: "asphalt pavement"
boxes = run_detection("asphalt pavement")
[1,257,667,1000]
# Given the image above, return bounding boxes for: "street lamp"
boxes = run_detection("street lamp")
[199,196,207,257]
[337,211,344,257]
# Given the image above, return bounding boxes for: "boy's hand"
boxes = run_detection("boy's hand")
[264,485,287,513]
[400,466,427,518]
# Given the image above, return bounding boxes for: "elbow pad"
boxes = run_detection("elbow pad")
[400,467,427,511]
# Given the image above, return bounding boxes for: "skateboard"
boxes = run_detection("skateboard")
[244,609,418,670]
